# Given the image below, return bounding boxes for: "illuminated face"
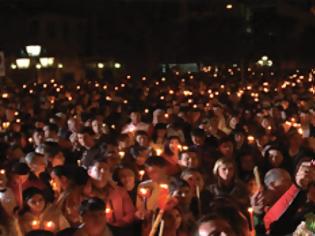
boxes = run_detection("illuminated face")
[174,186,192,206]
[218,164,235,183]
[130,112,141,124]
[118,168,135,191]
[169,138,180,152]
[180,152,199,168]
[268,150,284,168]
[88,162,111,188]
[146,166,163,182]
[27,194,46,214]
[91,120,102,134]
[33,131,44,146]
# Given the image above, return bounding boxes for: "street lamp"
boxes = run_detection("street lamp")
[39,57,55,67]
[26,45,42,57]
[16,58,31,69]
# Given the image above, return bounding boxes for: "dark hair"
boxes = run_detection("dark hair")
[163,136,180,156]
[45,123,59,134]
[26,230,54,236]
[169,178,190,194]
[11,162,30,175]
[151,123,167,143]
[191,128,205,138]
[145,156,167,168]
[112,165,136,186]
[195,198,249,236]
[80,197,105,215]
[42,141,61,157]
[130,145,148,159]
[78,127,94,136]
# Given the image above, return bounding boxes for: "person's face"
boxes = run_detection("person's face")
[229,117,239,129]
[51,153,65,167]
[50,172,62,192]
[43,126,50,138]
[240,155,255,172]
[289,133,302,147]
[82,211,107,235]
[156,129,166,138]
[130,112,141,124]
[91,120,102,134]
[68,119,81,133]
[268,150,284,167]
[30,158,46,174]
[89,162,111,188]
[78,133,92,148]
[180,152,199,168]
[146,166,164,182]
[219,142,234,158]
[218,164,235,183]
[235,133,245,145]
[198,219,237,236]
[15,174,29,184]
[136,151,148,166]
[192,135,205,146]
[182,172,205,192]
[33,131,44,146]
[136,135,149,147]
[169,138,180,152]
[174,186,192,206]
[171,208,182,230]
[27,194,45,214]
[118,168,135,191]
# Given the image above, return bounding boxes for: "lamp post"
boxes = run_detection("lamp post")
[26,45,42,57]
[15,58,31,69]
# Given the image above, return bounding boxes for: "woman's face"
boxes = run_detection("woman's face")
[171,208,182,230]
[169,138,180,152]
[268,150,284,167]
[27,194,45,214]
[218,164,235,183]
[119,168,135,191]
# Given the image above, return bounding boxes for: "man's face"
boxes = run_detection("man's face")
[82,211,107,235]
[192,135,205,146]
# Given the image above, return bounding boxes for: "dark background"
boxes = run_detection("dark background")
[0,0,315,73]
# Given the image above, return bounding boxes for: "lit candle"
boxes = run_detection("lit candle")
[0,169,5,175]
[77,159,81,166]
[155,148,163,156]
[118,151,125,159]
[138,170,145,181]
[31,220,40,230]
[248,207,255,235]
[247,135,255,144]
[44,221,56,232]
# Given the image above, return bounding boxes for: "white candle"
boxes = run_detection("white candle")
[158,220,165,236]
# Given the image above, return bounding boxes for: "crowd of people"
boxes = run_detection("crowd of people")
[0,65,314,236]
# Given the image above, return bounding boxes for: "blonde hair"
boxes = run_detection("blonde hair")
[213,158,235,178]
